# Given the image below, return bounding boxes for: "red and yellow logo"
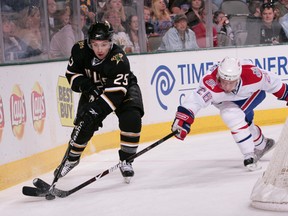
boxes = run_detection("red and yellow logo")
[10,85,26,139]
[0,96,5,142]
[31,82,46,134]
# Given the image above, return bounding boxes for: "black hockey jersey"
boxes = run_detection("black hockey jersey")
[66,40,138,116]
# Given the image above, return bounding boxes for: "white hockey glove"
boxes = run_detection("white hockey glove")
[172,106,194,140]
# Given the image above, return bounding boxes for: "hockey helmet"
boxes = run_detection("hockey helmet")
[88,21,114,43]
[218,57,242,81]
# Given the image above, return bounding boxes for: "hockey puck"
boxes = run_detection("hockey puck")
[45,193,56,200]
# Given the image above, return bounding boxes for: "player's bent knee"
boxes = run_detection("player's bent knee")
[220,107,247,130]
[71,111,101,144]
[119,109,142,133]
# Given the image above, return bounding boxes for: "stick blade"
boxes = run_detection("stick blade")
[22,178,51,198]
[22,186,47,197]
[31,178,69,198]
[33,178,51,190]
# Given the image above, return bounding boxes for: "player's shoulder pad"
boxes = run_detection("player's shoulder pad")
[241,64,263,85]
[71,40,88,55]
[202,69,222,92]
[109,44,129,66]
[73,40,86,50]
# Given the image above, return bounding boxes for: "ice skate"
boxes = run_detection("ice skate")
[254,138,275,162]
[54,159,79,178]
[244,153,261,171]
[119,161,134,184]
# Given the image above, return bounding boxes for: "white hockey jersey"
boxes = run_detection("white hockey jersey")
[182,60,287,115]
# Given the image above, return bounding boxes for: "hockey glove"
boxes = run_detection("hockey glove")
[274,83,288,106]
[74,102,103,131]
[172,106,194,140]
[83,86,102,102]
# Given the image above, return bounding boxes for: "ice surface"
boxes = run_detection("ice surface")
[0,124,287,216]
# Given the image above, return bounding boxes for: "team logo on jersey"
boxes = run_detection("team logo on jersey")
[251,67,262,78]
[205,79,217,89]
[111,53,123,64]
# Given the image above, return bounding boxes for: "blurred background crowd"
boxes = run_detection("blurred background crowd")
[0,0,287,64]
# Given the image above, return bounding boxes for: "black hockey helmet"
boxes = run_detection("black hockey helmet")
[87,21,114,43]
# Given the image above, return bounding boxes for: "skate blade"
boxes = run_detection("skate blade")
[246,162,262,171]
[124,177,132,184]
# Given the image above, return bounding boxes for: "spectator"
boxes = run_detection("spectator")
[213,10,234,46]
[168,0,177,10]
[170,0,190,14]
[103,9,133,51]
[274,0,288,18]
[259,2,288,44]
[126,15,141,53]
[15,5,43,52]
[151,0,173,36]
[186,0,205,28]
[49,8,86,58]
[2,14,41,61]
[246,0,262,45]
[95,0,106,21]
[144,0,153,7]
[279,13,288,37]
[105,0,127,23]
[122,0,137,19]
[145,0,169,7]
[54,4,71,30]
[80,0,96,24]
[47,0,57,38]
[248,0,262,18]
[273,5,282,21]
[158,14,199,51]
[104,9,126,32]
[1,0,29,12]
[80,0,96,37]
[144,6,155,35]
[192,9,218,48]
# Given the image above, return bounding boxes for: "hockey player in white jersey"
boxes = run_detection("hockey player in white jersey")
[172,56,288,170]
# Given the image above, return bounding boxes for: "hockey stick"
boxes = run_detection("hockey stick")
[23,130,178,199]
[22,145,71,200]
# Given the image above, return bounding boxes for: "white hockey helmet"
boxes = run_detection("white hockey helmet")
[218,57,242,81]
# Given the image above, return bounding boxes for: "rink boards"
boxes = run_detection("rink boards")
[0,45,287,190]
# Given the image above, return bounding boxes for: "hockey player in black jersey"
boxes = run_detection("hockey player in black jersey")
[54,21,144,182]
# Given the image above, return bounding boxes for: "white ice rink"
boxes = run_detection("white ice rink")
[1,124,287,216]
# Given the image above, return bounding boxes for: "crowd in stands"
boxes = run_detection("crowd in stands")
[0,0,288,63]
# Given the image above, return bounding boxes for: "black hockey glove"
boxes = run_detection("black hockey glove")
[83,86,102,102]
[74,102,103,131]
